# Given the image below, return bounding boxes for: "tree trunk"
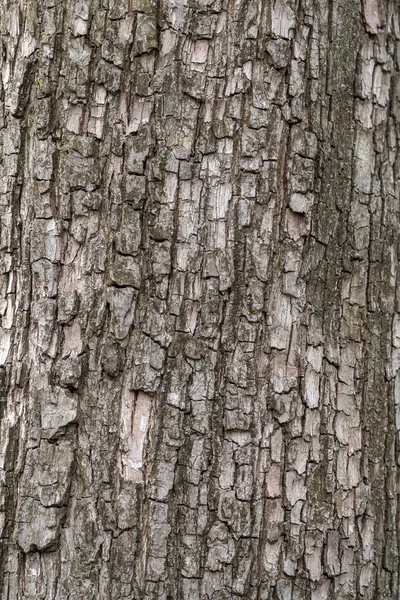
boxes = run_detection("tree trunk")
[0,0,399,598]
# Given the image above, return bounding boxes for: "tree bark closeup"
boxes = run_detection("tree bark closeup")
[0,0,400,598]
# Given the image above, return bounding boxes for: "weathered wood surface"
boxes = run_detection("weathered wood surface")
[0,0,399,598]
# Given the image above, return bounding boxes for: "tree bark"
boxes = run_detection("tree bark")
[0,0,399,598]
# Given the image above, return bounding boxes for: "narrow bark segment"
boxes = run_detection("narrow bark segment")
[0,0,399,598]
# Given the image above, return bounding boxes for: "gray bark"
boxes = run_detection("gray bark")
[0,0,399,598]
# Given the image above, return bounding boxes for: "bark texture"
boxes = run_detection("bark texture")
[0,0,400,598]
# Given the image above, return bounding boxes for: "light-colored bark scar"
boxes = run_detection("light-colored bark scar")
[120,390,152,483]
[363,0,380,34]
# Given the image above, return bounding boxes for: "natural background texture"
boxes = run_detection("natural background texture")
[0,0,399,598]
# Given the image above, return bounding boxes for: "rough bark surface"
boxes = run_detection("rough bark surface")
[0,0,400,598]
